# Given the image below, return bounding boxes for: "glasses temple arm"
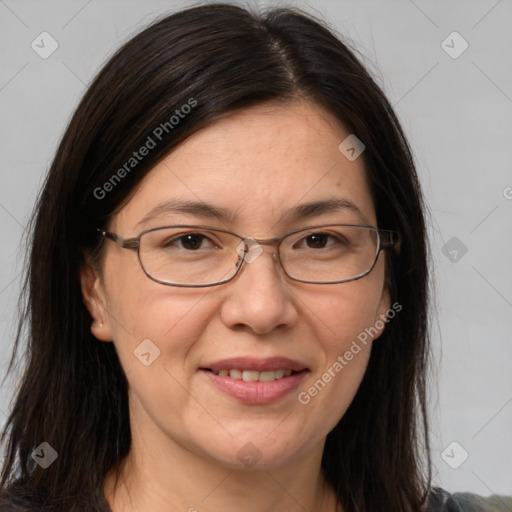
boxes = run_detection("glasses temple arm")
[379,230,400,250]
[97,229,139,250]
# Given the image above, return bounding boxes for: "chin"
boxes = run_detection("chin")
[198,431,310,470]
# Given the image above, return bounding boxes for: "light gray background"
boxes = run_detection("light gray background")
[1,0,511,497]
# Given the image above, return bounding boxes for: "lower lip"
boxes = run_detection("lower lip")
[202,370,308,404]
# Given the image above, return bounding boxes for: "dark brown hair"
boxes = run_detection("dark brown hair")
[1,3,432,511]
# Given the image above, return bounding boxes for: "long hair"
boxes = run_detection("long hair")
[0,3,432,511]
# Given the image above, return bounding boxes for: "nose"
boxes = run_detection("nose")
[219,242,299,335]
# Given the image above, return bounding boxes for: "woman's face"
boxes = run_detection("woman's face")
[82,100,390,470]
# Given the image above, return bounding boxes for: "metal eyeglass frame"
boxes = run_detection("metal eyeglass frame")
[97,224,399,288]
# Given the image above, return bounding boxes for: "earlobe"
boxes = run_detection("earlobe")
[79,261,113,342]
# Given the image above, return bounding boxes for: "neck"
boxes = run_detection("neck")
[103,417,340,512]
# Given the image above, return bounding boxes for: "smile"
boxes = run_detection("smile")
[209,369,294,381]
[202,370,308,404]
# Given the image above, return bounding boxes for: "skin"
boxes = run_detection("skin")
[81,100,391,512]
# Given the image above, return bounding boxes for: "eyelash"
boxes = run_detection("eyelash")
[164,231,346,251]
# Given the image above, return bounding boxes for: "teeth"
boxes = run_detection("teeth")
[258,370,276,382]
[242,370,259,382]
[213,369,297,381]
[229,369,242,380]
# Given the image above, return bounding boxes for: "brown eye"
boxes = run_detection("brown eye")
[163,233,214,250]
[294,232,345,250]
[305,233,329,248]
[178,234,206,250]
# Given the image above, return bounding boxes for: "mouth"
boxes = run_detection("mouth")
[205,368,301,381]
[200,357,309,404]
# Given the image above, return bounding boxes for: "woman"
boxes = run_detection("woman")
[0,3,509,511]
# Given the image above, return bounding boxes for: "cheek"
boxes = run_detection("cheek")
[102,251,215,378]
[105,292,218,427]
[109,291,213,363]
[303,275,385,351]
[296,292,377,436]
[296,274,385,417]
[105,290,228,445]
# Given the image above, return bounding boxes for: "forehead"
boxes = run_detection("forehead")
[112,100,376,234]
[175,100,348,172]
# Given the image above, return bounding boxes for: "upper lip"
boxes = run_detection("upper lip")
[201,357,309,373]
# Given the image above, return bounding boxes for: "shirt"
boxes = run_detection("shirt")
[427,487,512,511]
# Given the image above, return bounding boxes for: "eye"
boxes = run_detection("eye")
[295,232,345,249]
[165,233,216,251]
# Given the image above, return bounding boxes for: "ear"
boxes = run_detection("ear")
[79,258,114,342]
[372,286,392,341]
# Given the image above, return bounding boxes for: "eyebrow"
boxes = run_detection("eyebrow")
[136,199,236,227]
[136,197,370,228]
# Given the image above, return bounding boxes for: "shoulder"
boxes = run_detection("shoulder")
[426,487,464,511]
[452,491,512,512]
[426,487,512,512]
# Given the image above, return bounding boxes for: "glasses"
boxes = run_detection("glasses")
[97,224,398,287]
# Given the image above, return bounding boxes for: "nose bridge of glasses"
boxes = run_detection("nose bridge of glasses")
[235,236,279,265]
